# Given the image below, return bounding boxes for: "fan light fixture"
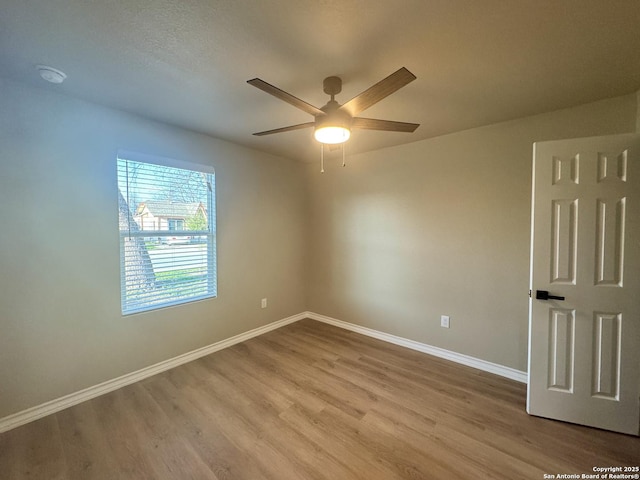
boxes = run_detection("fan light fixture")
[314,125,351,144]
[313,97,352,144]
[247,67,420,169]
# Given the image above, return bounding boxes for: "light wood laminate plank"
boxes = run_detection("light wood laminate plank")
[1,319,638,479]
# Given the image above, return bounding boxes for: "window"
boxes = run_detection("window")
[167,219,184,231]
[117,153,216,315]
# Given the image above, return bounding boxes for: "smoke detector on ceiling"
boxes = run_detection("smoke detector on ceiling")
[36,65,67,84]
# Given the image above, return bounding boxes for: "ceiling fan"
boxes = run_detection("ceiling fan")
[247,67,419,145]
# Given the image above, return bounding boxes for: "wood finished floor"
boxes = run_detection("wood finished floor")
[1,319,638,479]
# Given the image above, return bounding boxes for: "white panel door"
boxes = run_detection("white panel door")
[527,133,640,435]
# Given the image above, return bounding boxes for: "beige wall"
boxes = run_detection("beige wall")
[637,90,640,131]
[0,79,307,418]
[305,94,637,372]
[1,76,637,420]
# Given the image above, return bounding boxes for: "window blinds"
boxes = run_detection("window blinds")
[117,156,216,315]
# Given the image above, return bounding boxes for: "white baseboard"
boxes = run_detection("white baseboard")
[305,311,528,384]
[0,310,527,434]
[0,312,306,434]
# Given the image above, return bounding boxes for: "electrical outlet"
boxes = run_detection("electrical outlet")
[440,315,450,328]
[261,298,267,309]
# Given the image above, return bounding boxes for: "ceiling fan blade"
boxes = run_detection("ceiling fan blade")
[340,67,417,117]
[252,122,315,136]
[247,78,325,116]
[352,117,420,132]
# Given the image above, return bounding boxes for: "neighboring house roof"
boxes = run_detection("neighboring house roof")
[135,200,205,218]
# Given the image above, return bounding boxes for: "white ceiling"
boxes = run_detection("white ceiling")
[1,0,639,162]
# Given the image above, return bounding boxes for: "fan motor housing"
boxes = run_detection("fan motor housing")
[315,103,352,130]
[323,76,342,96]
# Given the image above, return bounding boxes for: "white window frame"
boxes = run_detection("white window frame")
[117,150,217,315]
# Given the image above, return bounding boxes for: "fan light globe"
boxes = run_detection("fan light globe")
[314,126,351,144]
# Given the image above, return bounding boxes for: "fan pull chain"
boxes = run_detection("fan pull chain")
[320,144,325,173]
[342,143,346,167]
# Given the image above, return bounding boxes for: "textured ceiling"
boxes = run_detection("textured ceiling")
[1,0,639,162]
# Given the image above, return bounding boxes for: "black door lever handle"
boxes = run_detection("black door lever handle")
[536,290,565,301]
